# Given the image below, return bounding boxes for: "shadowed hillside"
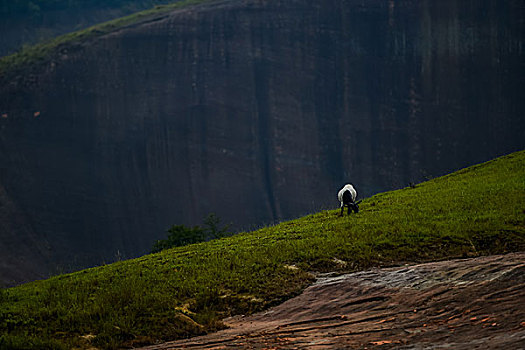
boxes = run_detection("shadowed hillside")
[0,0,177,56]
[0,0,524,285]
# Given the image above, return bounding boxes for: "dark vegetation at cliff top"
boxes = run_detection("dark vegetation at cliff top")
[0,0,212,76]
[0,0,167,16]
[1,150,524,349]
[0,0,179,56]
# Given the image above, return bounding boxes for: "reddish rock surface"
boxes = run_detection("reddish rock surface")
[142,252,525,349]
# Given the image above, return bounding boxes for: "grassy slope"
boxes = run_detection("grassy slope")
[0,0,214,77]
[1,150,524,349]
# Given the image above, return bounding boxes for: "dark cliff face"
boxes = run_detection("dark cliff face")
[0,0,524,285]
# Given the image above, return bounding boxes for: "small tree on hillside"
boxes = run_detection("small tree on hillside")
[151,225,206,253]
[203,213,232,239]
[151,213,232,253]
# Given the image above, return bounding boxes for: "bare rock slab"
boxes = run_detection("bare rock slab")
[142,252,525,349]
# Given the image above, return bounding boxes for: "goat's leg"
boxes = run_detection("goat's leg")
[340,205,344,216]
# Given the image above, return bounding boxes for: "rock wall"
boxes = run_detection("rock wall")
[0,0,523,285]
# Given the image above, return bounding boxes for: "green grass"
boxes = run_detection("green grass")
[0,0,214,77]
[1,150,524,349]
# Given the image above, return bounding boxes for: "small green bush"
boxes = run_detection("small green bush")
[151,225,206,253]
[151,213,232,253]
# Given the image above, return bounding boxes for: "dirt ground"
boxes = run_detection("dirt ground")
[141,252,525,349]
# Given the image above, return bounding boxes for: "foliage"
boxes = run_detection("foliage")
[0,0,213,77]
[1,150,524,349]
[151,225,206,253]
[0,0,169,16]
[203,213,232,239]
[151,214,232,253]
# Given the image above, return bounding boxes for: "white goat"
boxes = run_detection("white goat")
[338,184,359,216]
